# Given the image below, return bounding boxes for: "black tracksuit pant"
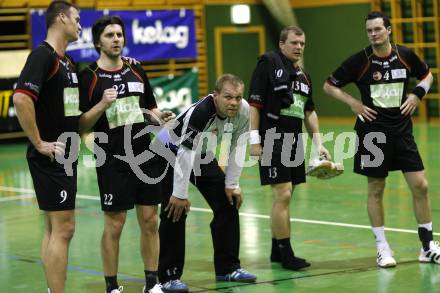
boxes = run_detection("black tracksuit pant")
[158,157,241,283]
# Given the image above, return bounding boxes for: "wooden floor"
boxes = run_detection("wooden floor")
[0,122,439,292]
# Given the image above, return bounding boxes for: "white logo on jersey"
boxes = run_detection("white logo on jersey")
[99,73,112,79]
[128,82,144,93]
[224,122,233,133]
[391,69,407,79]
[389,55,398,62]
[373,71,382,81]
[71,73,78,84]
[383,61,390,68]
[372,60,382,65]
[114,74,122,81]
[300,83,309,94]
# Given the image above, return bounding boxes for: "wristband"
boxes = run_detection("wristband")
[249,130,261,144]
[411,86,426,100]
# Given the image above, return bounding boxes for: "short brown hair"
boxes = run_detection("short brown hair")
[92,15,126,53]
[45,1,79,29]
[214,74,244,93]
[279,26,304,43]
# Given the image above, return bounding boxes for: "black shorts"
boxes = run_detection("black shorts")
[96,160,163,211]
[258,133,306,186]
[354,131,424,178]
[27,155,77,211]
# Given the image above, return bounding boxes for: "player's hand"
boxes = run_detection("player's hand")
[350,99,377,122]
[250,143,262,160]
[35,140,65,162]
[317,145,331,160]
[165,195,191,222]
[225,187,243,209]
[401,93,420,116]
[122,56,140,65]
[100,88,117,109]
[160,111,176,123]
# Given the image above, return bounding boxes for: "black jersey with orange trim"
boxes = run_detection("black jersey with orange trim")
[327,44,429,135]
[79,61,157,169]
[15,41,80,143]
[248,51,315,133]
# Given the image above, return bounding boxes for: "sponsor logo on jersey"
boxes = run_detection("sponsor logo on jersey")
[224,122,233,133]
[63,87,81,116]
[383,61,390,68]
[372,60,382,66]
[391,69,407,79]
[114,74,122,81]
[370,82,404,108]
[105,95,144,129]
[71,73,78,84]
[373,71,382,81]
[128,82,144,93]
[300,83,309,94]
[99,73,112,79]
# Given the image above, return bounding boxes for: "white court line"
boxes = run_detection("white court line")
[0,194,34,202]
[1,185,439,236]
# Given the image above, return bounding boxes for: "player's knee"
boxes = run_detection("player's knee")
[58,221,75,241]
[413,178,428,198]
[368,181,385,200]
[142,215,159,234]
[106,217,126,235]
[274,187,292,205]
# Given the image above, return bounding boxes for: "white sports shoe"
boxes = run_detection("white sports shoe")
[109,286,123,293]
[377,247,397,268]
[306,156,344,179]
[143,284,163,293]
[419,241,440,264]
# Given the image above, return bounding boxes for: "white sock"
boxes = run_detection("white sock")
[418,222,433,231]
[372,226,389,250]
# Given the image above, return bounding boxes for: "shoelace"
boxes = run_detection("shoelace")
[171,280,185,286]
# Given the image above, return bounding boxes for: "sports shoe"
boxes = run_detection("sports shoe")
[161,280,188,292]
[216,268,257,283]
[419,241,440,264]
[143,283,164,293]
[107,286,123,293]
[377,247,397,268]
[306,156,344,179]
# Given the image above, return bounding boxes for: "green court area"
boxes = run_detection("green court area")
[1,122,439,292]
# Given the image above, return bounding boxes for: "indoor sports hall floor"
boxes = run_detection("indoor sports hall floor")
[1,121,439,292]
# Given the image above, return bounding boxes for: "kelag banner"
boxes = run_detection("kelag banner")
[31,9,197,62]
[151,69,198,113]
[0,70,198,135]
[0,78,20,134]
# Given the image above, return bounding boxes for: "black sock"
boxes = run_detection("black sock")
[277,238,310,270]
[418,227,433,251]
[104,276,118,293]
[270,238,281,262]
[144,270,158,290]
